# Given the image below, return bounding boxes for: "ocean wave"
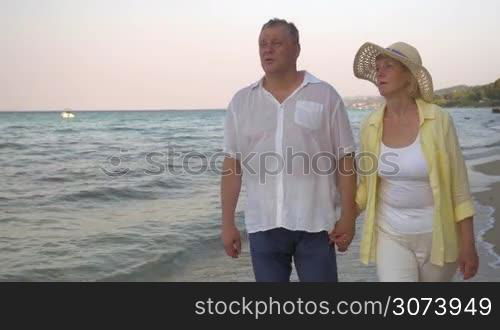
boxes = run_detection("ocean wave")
[62,170,98,179]
[169,135,204,140]
[0,143,28,150]
[36,176,71,183]
[136,179,185,190]
[96,215,237,281]
[108,127,146,132]
[70,126,149,133]
[4,125,29,129]
[462,139,500,150]
[22,151,54,156]
[476,204,500,269]
[98,236,221,282]
[77,150,99,156]
[0,217,21,224]
[10,170,28,177]
[98,250,185,281]
[57,186,158,202]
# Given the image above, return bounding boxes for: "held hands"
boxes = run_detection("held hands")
[329,205,359,252]
[329,217,356,252]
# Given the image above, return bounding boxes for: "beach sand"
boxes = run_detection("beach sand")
[167,160,500,282]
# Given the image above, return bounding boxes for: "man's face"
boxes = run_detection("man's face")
[259,25,300,75]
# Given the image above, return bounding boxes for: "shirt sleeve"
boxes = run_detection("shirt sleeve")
[355,118,369,211]
[445,112,475,222]
[331,97,356,160]
[223,99,240,160]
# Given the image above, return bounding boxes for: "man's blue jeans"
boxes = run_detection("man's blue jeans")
[248,227,338,282]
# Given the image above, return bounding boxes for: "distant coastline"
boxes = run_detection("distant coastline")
[346,77,500,110]
[2,78,499,112]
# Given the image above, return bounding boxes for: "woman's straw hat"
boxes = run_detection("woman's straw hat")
[353,41,434,102]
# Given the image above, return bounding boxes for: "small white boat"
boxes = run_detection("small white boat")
[61,109,75,118]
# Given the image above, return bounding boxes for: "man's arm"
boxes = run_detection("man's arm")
[221,157,243,258]
[330,153,357,251]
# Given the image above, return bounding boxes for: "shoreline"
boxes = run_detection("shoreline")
[472,160,500,257]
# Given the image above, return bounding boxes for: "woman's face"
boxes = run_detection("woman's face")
[375,56,411,98]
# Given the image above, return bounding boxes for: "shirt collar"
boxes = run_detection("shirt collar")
[250,70,322,90]
[368,98,436,128]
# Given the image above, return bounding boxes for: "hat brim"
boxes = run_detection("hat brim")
[353,42,434,102]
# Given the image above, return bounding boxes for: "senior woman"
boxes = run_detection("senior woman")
[348,42,479,281]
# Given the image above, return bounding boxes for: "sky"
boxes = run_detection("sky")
[1,0,500,110]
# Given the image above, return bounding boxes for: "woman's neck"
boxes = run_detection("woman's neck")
[384,94,416,118]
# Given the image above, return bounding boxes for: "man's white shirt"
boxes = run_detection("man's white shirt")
[224,71,355,233]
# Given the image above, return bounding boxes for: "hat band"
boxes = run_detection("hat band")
[385,47,408,58]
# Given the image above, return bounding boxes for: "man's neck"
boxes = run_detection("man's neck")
[263,70,304,92]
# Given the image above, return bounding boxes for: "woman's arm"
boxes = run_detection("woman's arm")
[457,217,479,280]
[445,112,478,279]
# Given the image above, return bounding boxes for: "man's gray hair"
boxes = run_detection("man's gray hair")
[261,18,300,45]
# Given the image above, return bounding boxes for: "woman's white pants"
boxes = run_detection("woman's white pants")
[376,226,458,282]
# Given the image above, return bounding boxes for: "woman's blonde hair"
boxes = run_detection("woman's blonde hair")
[406,69,422,99]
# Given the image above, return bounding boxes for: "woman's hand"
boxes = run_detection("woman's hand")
[457,217,479,280]
[458,242,479,280]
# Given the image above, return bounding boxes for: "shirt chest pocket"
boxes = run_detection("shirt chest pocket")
[294,100,324,130]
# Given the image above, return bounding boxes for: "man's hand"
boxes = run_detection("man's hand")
[221,224,241,258]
